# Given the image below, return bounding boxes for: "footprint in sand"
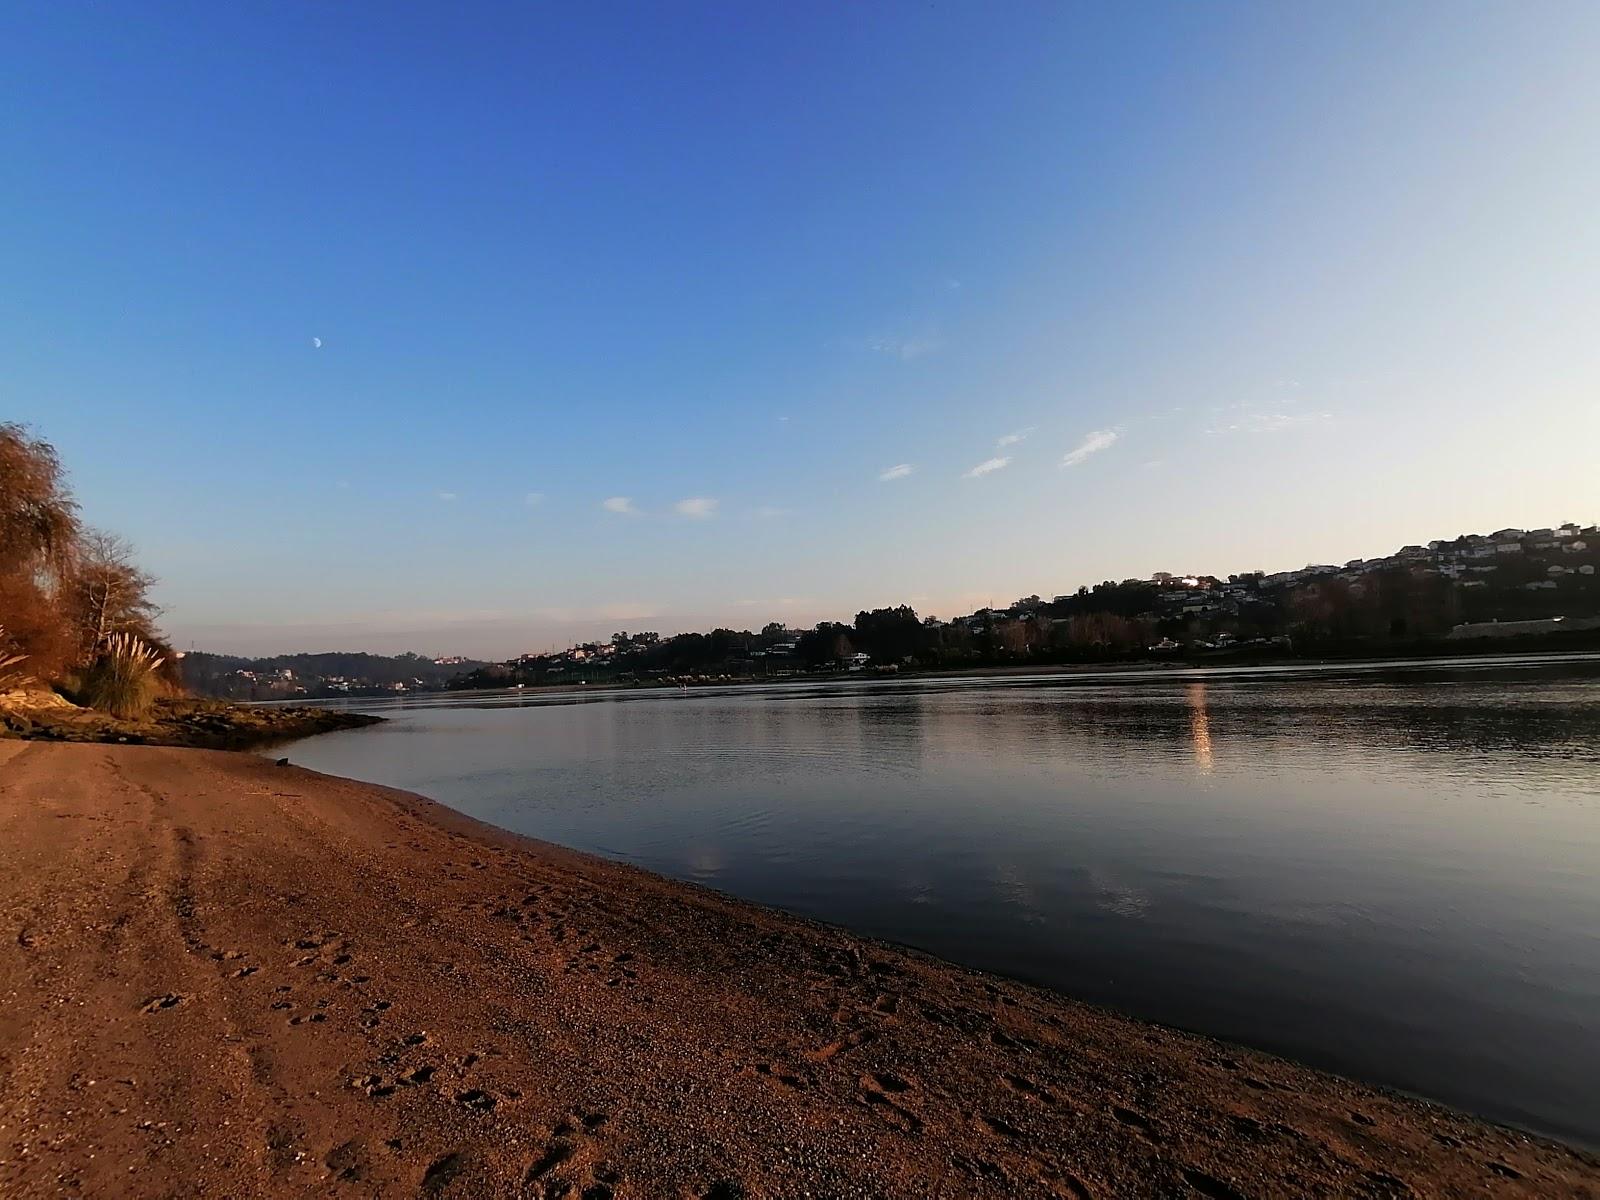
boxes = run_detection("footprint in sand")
[524,1111,614,1196]
[1111,1105,1156,1137]
[975,1113,1024,1140]
[1002,1073,1057,1106]
[753,1062,809,1090]
[804,1029,876,1062]
[1181,1167,1248,1200]
[456,1088,497,1112]
[859,1072,922,1133]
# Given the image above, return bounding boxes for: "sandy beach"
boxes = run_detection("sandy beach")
[1,742,1595,1198]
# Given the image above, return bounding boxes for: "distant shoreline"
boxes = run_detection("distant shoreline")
[389,643,1600,703]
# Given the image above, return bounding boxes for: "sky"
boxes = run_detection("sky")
[5,2,1599,657]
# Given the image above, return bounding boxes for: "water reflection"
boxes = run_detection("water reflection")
[287,656,1600,1149]
[1187,682,1214,776]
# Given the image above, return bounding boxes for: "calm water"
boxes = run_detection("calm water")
[283,654,1600,1148]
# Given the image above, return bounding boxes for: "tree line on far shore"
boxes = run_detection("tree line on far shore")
[0,424,169,715]
[452,546,1599,689]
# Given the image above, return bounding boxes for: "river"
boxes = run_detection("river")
[282,653,1600,1148]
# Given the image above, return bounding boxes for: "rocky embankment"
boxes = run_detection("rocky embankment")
[0,692,381,749]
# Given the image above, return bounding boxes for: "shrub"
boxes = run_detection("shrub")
[79,632,166,719]
[0,572,76,682]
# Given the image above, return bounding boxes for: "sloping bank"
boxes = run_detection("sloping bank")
[0,743,1593,1198]
[0,694,382,748]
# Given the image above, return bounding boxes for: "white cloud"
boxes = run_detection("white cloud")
[524,491,544,507]
[311,336,323,349]
[436,490,458,501]
[674,497,719,519]
[1061,428,1120,467]
[597,603,656,621]
[963,456,1011,479]
[601,496,638,515]
[732,596,811,609]
[1213,410,1332,435]
[996,427,1033,448]
[869,336,940,362]
[879,463,914,482]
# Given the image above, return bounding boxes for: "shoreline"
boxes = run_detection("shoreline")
[316,646,1600,705]
[0,695,382,749]
[2,743,1595,1197]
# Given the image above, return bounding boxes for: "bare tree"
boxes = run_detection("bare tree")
[65,529,160,664]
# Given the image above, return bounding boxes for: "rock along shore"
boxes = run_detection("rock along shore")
[0,694,382,750]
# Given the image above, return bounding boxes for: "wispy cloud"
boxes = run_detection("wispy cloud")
[751,505,792,519]
[524,491,544,507]
[674,497,718,519]
[1061,428,1120,467]
[533,602,658,623]
[1212,410,1332,435]
[601,496,639,515]
[963,456,1011,479]
[732,596,811,609]
[869,336,940,362]
[996,427,1033,448]
[436,490,458,502]
[597,603,656,621]
[879,463,914,482]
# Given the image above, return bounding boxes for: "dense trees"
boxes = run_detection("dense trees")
[0,423,78,578]
[796,622,854,666]
[180,651,490,699]
[852,606,923,663]
[1287,570,1459,647]
[0,424,165,692]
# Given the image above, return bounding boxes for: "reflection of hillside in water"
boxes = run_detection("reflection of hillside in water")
[885,676,1600,793]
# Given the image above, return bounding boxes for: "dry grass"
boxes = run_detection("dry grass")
[78,632,166,719]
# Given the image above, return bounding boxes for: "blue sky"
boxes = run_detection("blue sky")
[5,2,1598,656]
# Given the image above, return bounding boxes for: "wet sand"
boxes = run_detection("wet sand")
[1,742,1595,1198]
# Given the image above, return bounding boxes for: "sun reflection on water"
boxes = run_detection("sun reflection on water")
[1187,682,1214,775]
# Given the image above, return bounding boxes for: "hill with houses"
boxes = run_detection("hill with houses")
[448,520,1600,689]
